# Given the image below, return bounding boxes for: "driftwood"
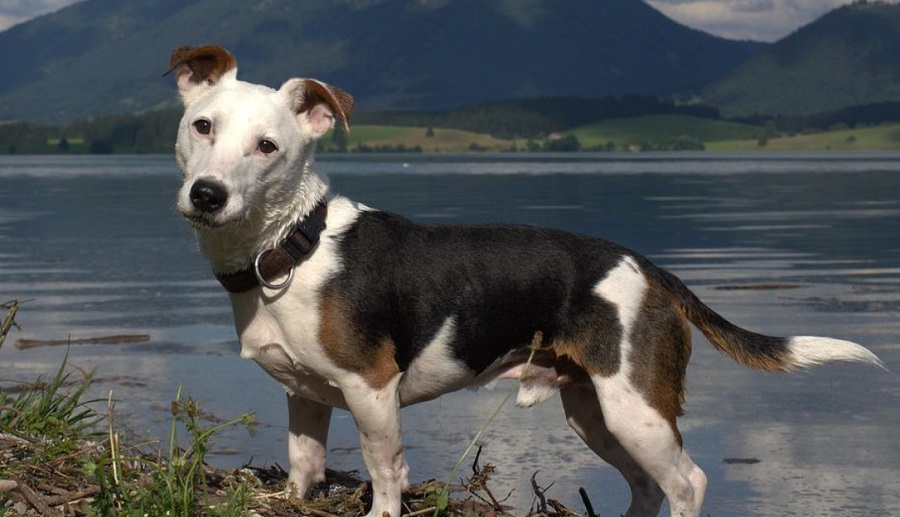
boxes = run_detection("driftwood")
[14,334,150,350]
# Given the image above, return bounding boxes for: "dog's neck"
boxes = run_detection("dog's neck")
[194,158,330,275]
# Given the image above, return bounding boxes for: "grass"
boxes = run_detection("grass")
[569,114,762,149]
[86,386,258,517]
[708,123,900,151]
[320,125,515,153]
[319,117,900,154]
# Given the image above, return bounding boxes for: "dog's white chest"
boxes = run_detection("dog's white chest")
[231,285,347,408]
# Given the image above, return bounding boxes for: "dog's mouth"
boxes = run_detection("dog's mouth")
[179,209,227,230]
[179,207,251,231]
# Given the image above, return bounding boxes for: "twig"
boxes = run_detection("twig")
[0,299,21,349]
[472,444,483,475]
[44,486,101,506]
[579,487,597,517]
[11,476,60,517]
[530,471,554,513]
[15,334,150,349]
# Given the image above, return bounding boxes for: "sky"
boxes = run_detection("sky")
[644,0,898,41]
[0,0,893,42]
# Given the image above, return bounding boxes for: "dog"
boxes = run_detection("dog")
[166,45,884,517]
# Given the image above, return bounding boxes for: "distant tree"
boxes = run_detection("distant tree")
[544,134,581,152]
[89,141,114,154]
[425,127,435,137]
[670,135,705,151]
[757,121,777,147]
[58,137,70,152]
[526,139,541,152]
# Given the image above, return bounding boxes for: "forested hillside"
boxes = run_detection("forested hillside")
[0,0,761,123]
[706,1,900,117]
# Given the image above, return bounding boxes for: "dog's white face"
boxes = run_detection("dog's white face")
[169,46,352,231]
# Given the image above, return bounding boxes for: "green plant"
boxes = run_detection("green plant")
[0,350,101,442]
[89,386,256,516]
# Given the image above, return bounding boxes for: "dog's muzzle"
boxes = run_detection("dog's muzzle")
[190,178,228,213]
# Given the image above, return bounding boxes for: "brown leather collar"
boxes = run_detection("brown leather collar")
[215,201,328,293]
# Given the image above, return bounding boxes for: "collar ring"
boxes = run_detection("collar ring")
[253,249,295,290]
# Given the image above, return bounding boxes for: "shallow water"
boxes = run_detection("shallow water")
[1,153,898,516]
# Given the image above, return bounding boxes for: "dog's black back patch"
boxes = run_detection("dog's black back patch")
[321,210,635,375]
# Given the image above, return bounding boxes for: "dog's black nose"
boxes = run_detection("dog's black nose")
[190,179,228,213]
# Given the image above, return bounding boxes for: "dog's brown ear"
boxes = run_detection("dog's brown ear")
[281,78,354,137]
[165,45,237,104]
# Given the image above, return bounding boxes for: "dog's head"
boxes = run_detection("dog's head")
[167,45,353,230]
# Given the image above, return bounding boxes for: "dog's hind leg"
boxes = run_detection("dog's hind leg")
[286,393,333,498]
[592,375,706,517]
[561,383,665,517]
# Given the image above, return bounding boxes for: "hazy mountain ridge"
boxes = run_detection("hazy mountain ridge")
[704,1,900,117]
[0,0,762,123]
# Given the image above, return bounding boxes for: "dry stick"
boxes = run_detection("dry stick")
[578,487,597,517]
[44,487,101,506]
[0,299,21,349]
[108,391,121,487]
[530,472,550,513]
[11,476,60,517]
[15,334,150,349]
[301,508,341,517]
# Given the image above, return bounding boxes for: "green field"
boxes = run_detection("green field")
[321,124,514,152]
[569,114,762,149]
[709,123,900,151]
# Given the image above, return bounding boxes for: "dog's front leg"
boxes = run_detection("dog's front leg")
[343,374,406,517]
[285,393,332,498]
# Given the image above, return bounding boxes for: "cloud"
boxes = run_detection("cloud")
[0,0,82,32]
[644,0,865,41]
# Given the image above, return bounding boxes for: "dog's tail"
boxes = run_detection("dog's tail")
[651,263,885,372]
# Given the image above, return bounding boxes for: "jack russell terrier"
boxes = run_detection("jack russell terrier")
[166,45,884,517]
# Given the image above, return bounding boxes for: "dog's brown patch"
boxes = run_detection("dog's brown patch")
[294,80,355,132]
[165,45,237,85]
[688,309,788,372]
[628,282,693,446]
[318,289,400,390]
[549,299,622,378]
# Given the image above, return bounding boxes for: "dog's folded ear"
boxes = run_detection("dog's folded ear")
[165,45,238,105]
[281,79,354,139]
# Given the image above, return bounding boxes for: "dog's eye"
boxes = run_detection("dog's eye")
[193,119,212,135]
[258,139,278,154]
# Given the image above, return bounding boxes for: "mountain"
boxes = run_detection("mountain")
[705,1,900,118]
[0,0,762,123]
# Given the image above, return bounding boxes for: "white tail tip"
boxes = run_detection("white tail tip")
[789,336,886,371]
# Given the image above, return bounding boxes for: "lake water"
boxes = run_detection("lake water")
[1,153,899,516]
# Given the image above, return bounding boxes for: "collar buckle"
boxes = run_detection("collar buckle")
[215,200,328,293]
[253,248,296,290]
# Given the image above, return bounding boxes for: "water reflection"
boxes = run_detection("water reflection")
[1,154,898,516]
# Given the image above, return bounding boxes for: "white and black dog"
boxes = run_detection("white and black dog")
[166,46,883,517]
